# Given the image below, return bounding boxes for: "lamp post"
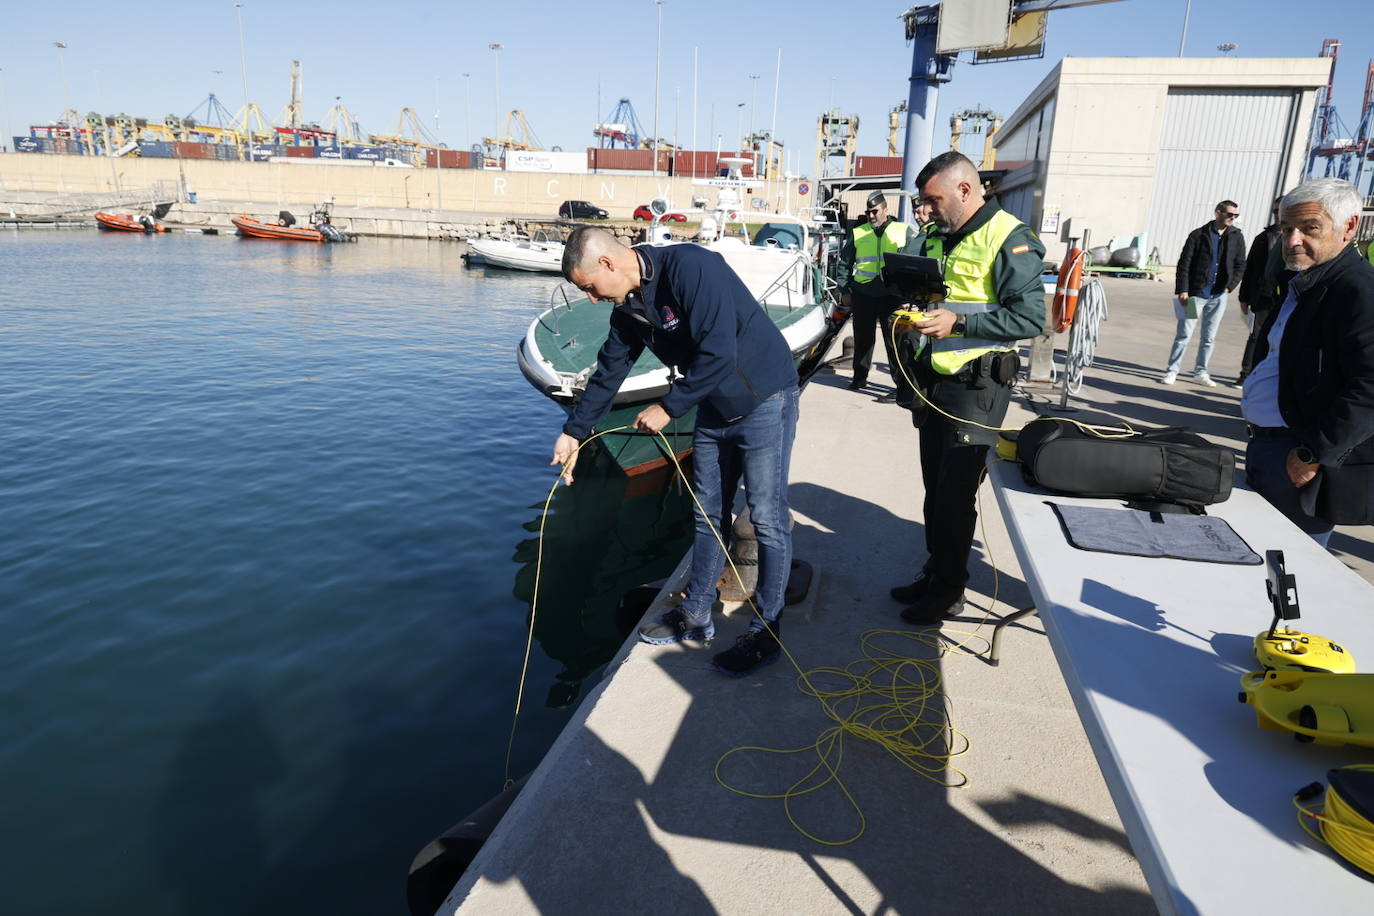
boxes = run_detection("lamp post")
[748,74,760,139]
[234,3,251,159]
[0,68,9,152]
[433,76,441,136]
[53,42,70,126]
[736,102,745,154]
[652,0,664,176]
[489,43,503,142]
[463,72,471,151]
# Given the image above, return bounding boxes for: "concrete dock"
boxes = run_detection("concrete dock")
[441,274,1374,914]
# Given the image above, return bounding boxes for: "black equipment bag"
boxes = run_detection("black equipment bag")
[1016,417,1233,512]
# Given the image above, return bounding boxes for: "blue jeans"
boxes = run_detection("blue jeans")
[681,386,799,626]
[1166,292,1227,374]
[1245,435,1333,546]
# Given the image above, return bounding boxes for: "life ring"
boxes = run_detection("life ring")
[1052,248,1084,333]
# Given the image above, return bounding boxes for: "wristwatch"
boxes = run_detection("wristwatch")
[1294,445,1317,465]
[952,316,967,336]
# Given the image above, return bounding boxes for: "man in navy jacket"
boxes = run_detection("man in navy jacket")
[551,227,799,676]
[1241,178,1374,544]
[1162,200,1247,386]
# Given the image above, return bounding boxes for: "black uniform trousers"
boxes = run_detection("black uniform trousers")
[849,288,904,384]
[911,359,1013,593]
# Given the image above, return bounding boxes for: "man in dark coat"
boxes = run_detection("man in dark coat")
[1236,200,1285,385]
[1161,200,1247,386]
[1240,178,1374,545]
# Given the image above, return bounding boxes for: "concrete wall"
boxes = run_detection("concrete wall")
[993,57,1330,264]
[0,153,808,229]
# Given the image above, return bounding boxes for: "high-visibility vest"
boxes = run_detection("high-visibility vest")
[927,209,1022,375]
[851,219,912,286]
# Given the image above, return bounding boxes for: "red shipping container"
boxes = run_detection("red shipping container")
[175,142,214,159]
[587,147,654,172]
[284,145,317,158]
[855,156,903,177]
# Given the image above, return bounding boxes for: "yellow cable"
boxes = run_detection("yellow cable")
[1294,765,1374,877]
[884,319,1140,440]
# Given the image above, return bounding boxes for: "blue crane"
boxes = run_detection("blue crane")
[594,98,648,149]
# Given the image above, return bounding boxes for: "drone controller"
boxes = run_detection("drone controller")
[880,253,948,306]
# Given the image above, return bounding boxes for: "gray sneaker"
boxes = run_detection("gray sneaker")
[1194,371,1217,387]
[638,609,714,646]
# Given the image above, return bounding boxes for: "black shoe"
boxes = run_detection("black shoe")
[900,591,966,626]
[847,377,868,390]
[876,392,897,403]
[889,575,933,604]
[712,622,782,677]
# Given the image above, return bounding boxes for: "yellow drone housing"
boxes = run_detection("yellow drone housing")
[1239,670,1374,749]
[1254,628,1355,674]
[890,308,928,331]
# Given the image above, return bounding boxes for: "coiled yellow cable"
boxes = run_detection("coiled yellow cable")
[1294,765,1374,877]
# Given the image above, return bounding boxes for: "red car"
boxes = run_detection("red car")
[633,204,687,222]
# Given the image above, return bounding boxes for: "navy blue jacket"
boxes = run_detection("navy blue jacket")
[1254,244,1374,525]
[562,243,797,440]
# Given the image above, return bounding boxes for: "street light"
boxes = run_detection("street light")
[53,41,70,126]
[434,76,441,136]
[748,74,760,139]
[234,3,251,158]
[489,43,503,141]
[736,102,745,153]
[463,72,471,150]
[652,0,664,176]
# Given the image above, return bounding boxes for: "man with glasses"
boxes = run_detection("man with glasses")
[838,190,925,400]
[1161,200,1247,386]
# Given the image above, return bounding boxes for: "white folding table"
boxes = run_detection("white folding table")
[987,460,1374,915]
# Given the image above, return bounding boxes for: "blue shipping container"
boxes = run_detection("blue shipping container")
[15,136,41,152]
[139,140,174,158]
[251,145,275,161]
[348,145,384,161]
[215,144,237,160]
[317,146,343,159]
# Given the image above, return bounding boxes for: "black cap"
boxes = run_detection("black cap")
[866,190,888,209]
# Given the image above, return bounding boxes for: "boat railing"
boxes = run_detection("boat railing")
[540,283,582,335]
[754,252,815,312]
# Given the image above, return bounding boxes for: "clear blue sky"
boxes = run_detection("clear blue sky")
[2,0,1370,171]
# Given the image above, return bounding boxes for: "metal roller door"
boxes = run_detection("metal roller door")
[1147,88,1301,265]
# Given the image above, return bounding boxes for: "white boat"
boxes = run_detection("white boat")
[464,229,565,273]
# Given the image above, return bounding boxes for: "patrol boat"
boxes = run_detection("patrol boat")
[516,204,845,477]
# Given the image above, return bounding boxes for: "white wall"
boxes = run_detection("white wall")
[993,57,1329,263]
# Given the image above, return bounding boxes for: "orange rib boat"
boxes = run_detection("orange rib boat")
[231,215,327,242]
[95,211,168,233]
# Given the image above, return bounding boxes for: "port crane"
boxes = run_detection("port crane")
[1307,40,1374,194]
[594,98,648,149]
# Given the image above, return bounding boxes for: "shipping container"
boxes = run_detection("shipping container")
[251,145,276,161]
[284,145,317,159]
[139,140,174,158]
[215,144,237,160]
[587,147,655,172]
[854,156,903,177]
[347,145,384,161]
[52,138,68,154]
[14,136,47,153]
[175,141,214,160]
[425,148,469,169]
[317,146,344,159]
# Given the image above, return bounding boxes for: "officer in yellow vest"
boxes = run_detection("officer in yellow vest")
[839,190,925,400]
[891,152,1046,625]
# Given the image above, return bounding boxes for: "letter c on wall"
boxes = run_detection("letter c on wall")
[546,179,560,198]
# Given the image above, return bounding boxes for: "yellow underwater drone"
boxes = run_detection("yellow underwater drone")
[1238,550,1373,749]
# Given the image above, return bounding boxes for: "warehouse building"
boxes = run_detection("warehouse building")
[992,57,1331,265]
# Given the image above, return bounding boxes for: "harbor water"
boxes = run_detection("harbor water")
[0,230,692,913]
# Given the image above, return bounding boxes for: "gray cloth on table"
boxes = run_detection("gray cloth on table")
[1049,503,1262,565]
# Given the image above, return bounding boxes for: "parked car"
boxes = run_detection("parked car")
[633,204,687,222]
[558,200,609,220]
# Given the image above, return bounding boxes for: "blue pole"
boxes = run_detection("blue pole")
[898,21,953,221]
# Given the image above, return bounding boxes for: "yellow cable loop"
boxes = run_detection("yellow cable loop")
[1294,765,1374,876]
